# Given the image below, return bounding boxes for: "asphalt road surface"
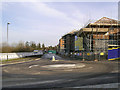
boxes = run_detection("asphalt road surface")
[2,54,120,89]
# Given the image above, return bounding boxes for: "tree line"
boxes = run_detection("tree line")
[1,41,57,53]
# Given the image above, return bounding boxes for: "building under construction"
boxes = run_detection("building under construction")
[58,30,78,55]
[58,17,120,60]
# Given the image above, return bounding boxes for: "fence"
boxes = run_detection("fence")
[108,47,120,60]
[69,51,108,61]
[0,51,43,60]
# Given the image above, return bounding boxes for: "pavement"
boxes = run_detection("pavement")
[1,53,120,89]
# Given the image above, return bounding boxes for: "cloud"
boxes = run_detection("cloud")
[2,2,117,46]
[21,2,83,29]
[1,2,90,46]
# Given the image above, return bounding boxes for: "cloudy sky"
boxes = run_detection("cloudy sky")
[1,1,118,46]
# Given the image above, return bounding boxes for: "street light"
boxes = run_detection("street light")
[7,22,10,60]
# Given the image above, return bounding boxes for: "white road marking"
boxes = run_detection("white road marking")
[42,64,85,68]
[71,83,119,88]
[111,70,119,73]
[47,64,76,68]
[5,79,64,87]
[29,65,39,68]
[4,78,35,82]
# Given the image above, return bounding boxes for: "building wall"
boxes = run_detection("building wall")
[59,38,65,54]
[60,38,64,50]
[70,35,75,52]
[75,36,83,51]
[59,33,76,54]
[65,34,71,54]
[93,34,109,52]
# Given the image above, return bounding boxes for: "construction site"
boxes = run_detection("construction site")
[58,17,120,61]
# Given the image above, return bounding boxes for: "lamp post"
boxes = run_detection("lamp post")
[7,22,10,60]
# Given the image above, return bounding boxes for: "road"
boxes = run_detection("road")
[2,54,120,89]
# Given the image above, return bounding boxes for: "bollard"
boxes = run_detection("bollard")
[52,56,55,61]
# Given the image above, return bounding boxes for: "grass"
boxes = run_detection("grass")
[1,57,30,63]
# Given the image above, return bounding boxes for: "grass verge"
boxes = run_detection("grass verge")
[1,57,31,63]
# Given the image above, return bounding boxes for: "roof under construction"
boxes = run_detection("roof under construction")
[62,17,119,37]
[89,17,118,26]
[94,17,118,24]
[78,17,119,34]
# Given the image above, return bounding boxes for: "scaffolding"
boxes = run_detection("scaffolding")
[75,17,119,61]
[59,17,119,61]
